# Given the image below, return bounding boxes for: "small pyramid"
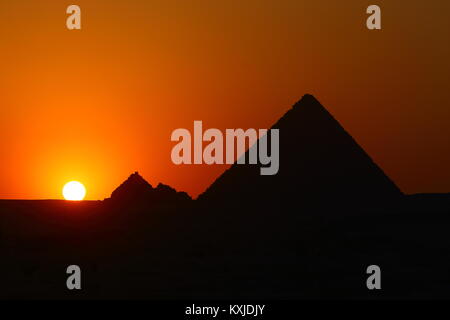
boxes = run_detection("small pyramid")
[198,94,402,208]
[108,172,191,204]
[110,171,153,201]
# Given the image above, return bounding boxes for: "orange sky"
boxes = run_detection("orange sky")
[1,0,450,199]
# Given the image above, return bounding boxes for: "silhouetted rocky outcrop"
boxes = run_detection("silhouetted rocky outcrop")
[199,94,403,209]
[106,171,191,206]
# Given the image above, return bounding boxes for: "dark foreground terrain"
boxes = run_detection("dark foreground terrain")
[0,194,450,299]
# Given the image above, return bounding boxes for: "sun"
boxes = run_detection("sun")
[63,181,86,201]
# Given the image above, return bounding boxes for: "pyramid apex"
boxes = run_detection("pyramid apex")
[294,94,321,108]
[301,93,316,100]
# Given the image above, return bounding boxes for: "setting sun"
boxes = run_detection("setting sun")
[63,181,86,201]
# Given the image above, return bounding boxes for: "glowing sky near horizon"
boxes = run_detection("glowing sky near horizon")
[1,0,450,199]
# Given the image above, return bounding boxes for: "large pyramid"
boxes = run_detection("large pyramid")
[198,94,402,209]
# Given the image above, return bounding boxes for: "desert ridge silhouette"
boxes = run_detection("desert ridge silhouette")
[199,94,403,209]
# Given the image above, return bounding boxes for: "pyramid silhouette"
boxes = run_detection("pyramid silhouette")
[110,171,153,201]
[108,171,191,204]
[198,94,402,209]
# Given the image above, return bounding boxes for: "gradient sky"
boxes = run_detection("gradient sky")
[1,0,450,199]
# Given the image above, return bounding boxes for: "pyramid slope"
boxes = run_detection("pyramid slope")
[198,94,402,208]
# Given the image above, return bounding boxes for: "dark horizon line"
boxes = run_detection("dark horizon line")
[1,192,450,202]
